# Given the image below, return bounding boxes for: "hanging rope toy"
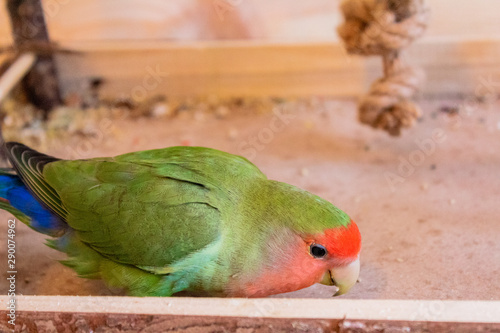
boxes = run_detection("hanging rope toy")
[338,0,430,136]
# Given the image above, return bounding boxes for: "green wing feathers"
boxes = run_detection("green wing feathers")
[42,155,223,267]
[4,143,267,295]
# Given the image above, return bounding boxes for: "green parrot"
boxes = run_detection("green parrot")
[0,142,361,297]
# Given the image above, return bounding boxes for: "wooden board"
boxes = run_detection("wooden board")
[1,1,499,99]
[53,38,500,99]
[0,296,499,332]
[54,40,365,99]
[2,296,500,321]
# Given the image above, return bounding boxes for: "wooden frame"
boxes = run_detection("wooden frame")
[1,3,500,332]
[51,38,500,100]
[1,296,499,331]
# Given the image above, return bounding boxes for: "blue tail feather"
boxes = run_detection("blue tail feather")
[0,174,66,236]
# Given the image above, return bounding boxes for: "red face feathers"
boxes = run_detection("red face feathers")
[305,219,361,263]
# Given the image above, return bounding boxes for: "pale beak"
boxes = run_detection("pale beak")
[320,257,360,296]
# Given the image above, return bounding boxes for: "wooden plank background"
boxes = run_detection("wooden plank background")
[52,38,500,99]
[1,0,499,45]
[1,0,500,98]
[38,0,500,42]
[53,41,366,99]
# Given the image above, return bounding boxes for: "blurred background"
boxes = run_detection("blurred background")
[2,0,499,42]
[0,0,499,302]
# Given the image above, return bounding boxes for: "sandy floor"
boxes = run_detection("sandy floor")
[0,97,499,300]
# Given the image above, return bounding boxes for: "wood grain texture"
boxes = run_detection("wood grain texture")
[52,38,500,99]
[54,40,365,99]
[2,312,500,333]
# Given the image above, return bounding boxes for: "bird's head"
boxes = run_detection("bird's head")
[233,218,361,297]
[304,219,361,296]
[231,181,361,297]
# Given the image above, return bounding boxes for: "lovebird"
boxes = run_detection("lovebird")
[0,142,361,297]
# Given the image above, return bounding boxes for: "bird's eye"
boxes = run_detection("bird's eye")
[310,244,327,258]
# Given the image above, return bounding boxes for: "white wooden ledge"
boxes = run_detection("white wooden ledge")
[1,296,499,321]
